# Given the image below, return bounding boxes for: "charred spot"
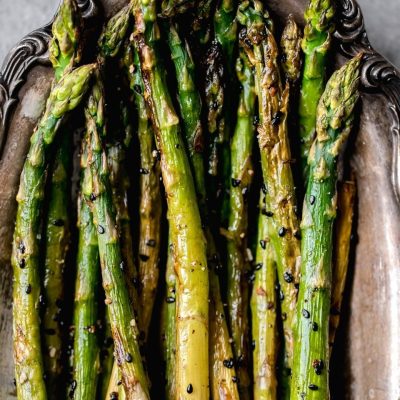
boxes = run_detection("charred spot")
[146,239,156,247]
[53,219,65,227]
[139,254,149,262]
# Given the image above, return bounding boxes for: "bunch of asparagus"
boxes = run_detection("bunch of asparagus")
[11,0,361,399]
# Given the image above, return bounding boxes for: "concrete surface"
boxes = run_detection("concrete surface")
[0,0,399,68]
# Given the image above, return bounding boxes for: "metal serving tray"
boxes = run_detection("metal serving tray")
[0,0,399,398]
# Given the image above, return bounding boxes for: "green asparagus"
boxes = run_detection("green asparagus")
[42,0,82,390]
[83,72,149,399]
[123,45,162,339]
[224,49,256,399]
[329,180,356,352]
[291,55,361,400]
[161,0,196,17]
[165,20,239,400]
[238,3,301,396]
[299,0,335,179]
[12,64,94,400]
[132,0,210,396]
[251,195,279,400]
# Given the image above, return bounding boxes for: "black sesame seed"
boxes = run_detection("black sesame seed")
[39,294,46,306]
[272,111,283,126]
[223,358,234,368]
[117,380,122,386]
[302,309,310,319]
[19,259,26,269]
[312,322,319,331]
[125,353,133,363]
[175,143,180,149]
[71,380,77,390]
[263,210,274,217]
[247,271,255,283]
[278,227,287,237]
[19,242,25,254]
[97,225,105,234]
[308,384,318,391]
[310,195,316,205]
[261,183,267,194]
[242,187,249,197]
[90,193,96,201]
[232,376,238,383]
[259,240,266,249]
[110,392,119,400]
[139,168,149,175]
[312,359,324,375]
[25,284,32,294]
[252,340,256,350]
[254,263,263,271]
[231,178,241,187]
[279,290,285,301]
[166,296,176,304]
[133,84,142,94]
[187,384,193,394]
[146,239,156,247]
[283,271,293,283]
[139,254,149,262]
[53,219,64,227]
[294,230,301,240]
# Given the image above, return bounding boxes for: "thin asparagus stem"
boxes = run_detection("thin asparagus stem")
[251,194,279,400]
[224,49,256,399]
[161,0,196,17]
[165,20,239,400]
[123,45,162,339]
[12,64,94,400]
[329,179,356,353]
[291,55,361,400]
[238,3,301,396]
[299,0,335,179]
[83,72,149,399]
[42,1,82,389]
[132,1,210,396]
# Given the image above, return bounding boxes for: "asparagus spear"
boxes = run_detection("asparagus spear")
[299,0,335,179]
[251,195,279,400]
[329,180,356,352]
[42,0,82,389]
[72,168,101,399]
[161,0,196,17]
[238,3,301,395]
[83,73,149,399]
[291,55,361,400]
[132,1,210,397]
[12,64,94,400]
[123,45,162,339]
[165,22,239,400]
[224,49,256,399]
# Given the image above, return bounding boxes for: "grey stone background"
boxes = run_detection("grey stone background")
[0,0,399,68]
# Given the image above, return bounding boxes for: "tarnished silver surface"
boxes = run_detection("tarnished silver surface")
[0,0,399,398]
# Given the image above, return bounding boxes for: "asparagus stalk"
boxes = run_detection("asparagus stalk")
[82,72,149,399]
[291,55,361,400]
[165,22,239,400]
[72,169,101,399]
[191,0,216,48]
[224,49,256,399]
[99,315,115,399]
[132,1,210,397]
[161,0,196,17]
[42,1,82,390]
[329,180,356,352]
[123,45,162,339]
[299,0,335,179]
[238,3,301,395]
[12,64,94,400]
[251,195,279,400]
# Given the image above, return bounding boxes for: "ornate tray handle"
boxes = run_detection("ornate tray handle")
[0,0,97,157]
